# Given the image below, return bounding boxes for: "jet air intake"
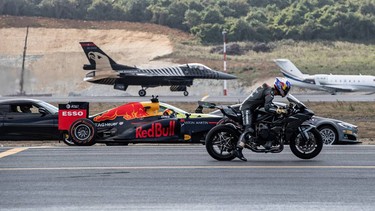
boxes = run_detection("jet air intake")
[114,83,128,91]
[170,85,187,92]
[170,85,189,96]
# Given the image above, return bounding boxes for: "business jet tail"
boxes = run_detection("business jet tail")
[274,59,306,80]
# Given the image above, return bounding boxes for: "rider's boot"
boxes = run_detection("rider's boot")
[234,147,247,161]
[234,134,248,161]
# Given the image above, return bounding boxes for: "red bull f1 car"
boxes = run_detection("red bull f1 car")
[59,97,222,146]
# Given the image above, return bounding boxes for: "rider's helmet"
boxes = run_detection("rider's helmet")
[163,108,175,117]
[274,77,291,97]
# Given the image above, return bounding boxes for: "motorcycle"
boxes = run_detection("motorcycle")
[204,94,323,161]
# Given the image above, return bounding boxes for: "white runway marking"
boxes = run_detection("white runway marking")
[1,165,375,171]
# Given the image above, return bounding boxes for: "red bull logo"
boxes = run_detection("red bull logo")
[94,102,148,122]
[136,121,176,138]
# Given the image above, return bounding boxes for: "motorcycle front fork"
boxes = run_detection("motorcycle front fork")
[298,125,315,145]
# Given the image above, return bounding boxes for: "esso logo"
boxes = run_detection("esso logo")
[61,111,84,117]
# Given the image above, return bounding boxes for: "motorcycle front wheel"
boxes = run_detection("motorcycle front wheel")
[205,125,239,161]
[290,127,323,159]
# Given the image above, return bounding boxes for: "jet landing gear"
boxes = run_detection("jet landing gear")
[138,86,189,96]
[138,89,147,97]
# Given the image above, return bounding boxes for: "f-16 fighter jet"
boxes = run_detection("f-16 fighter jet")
[79,42,237,96]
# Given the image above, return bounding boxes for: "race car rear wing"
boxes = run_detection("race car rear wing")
[58,102,89,130]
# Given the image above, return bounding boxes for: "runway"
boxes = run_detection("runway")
[1,145,374,210]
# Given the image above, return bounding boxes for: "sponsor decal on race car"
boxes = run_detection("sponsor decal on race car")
[60,110,85,117]
[94,102,149,122]
[183,121,217,125]
[58,109,88,130]
[136,120,176,138]
[96,122,119,127]
[58,102,90,130]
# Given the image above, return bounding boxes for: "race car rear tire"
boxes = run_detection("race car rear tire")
[69,119,96,146]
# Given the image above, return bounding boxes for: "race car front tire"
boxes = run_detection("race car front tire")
[69,119,97,146]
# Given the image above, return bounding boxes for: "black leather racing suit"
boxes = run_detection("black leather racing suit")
[237,83,277,148]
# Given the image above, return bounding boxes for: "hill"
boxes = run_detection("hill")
[0,16,182,96]
[1,0,375,43]
[0,15,248,97]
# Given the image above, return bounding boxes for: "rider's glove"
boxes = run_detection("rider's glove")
[276,108,287,114]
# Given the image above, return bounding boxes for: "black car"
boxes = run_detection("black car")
[0,99,68,143]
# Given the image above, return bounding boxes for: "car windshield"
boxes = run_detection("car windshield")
[38,101,58,114]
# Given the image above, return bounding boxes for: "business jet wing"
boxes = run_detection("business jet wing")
[322,84,356,92]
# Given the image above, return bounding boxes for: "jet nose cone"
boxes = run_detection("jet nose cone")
[215,71,237,79]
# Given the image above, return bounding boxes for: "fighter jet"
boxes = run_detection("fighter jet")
[79,42,237,96]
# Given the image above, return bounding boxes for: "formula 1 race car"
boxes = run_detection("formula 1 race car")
[59,96,222,146]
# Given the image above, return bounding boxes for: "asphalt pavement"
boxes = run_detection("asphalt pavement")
[0,145,374,210]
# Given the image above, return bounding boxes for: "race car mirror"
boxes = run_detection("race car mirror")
[58,102,89,131]
[198,101,216,109]
[151,95,159,103]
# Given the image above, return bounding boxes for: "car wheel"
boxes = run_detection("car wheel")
[319,125,338,145]
[69,119,96,146]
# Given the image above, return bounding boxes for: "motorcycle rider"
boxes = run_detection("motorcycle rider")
[234,77,291,161]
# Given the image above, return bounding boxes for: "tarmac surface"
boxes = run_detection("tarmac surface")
[0,145,374,210]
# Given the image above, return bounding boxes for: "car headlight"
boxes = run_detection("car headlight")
[337,122,354,129]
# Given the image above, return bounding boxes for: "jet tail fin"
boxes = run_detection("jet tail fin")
[274,59,306,80]
[79,42,133,71]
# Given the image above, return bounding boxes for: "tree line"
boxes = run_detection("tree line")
[1,0,375,43]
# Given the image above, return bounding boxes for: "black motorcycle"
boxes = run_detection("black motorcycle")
[204,94,323,161]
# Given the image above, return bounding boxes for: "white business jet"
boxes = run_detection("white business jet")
[274,59,375,94]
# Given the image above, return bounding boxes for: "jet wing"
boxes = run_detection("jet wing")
[321,85,357,92]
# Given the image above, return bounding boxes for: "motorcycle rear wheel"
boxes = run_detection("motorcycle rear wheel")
[205,125,238,161]
[290,127,323,159]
